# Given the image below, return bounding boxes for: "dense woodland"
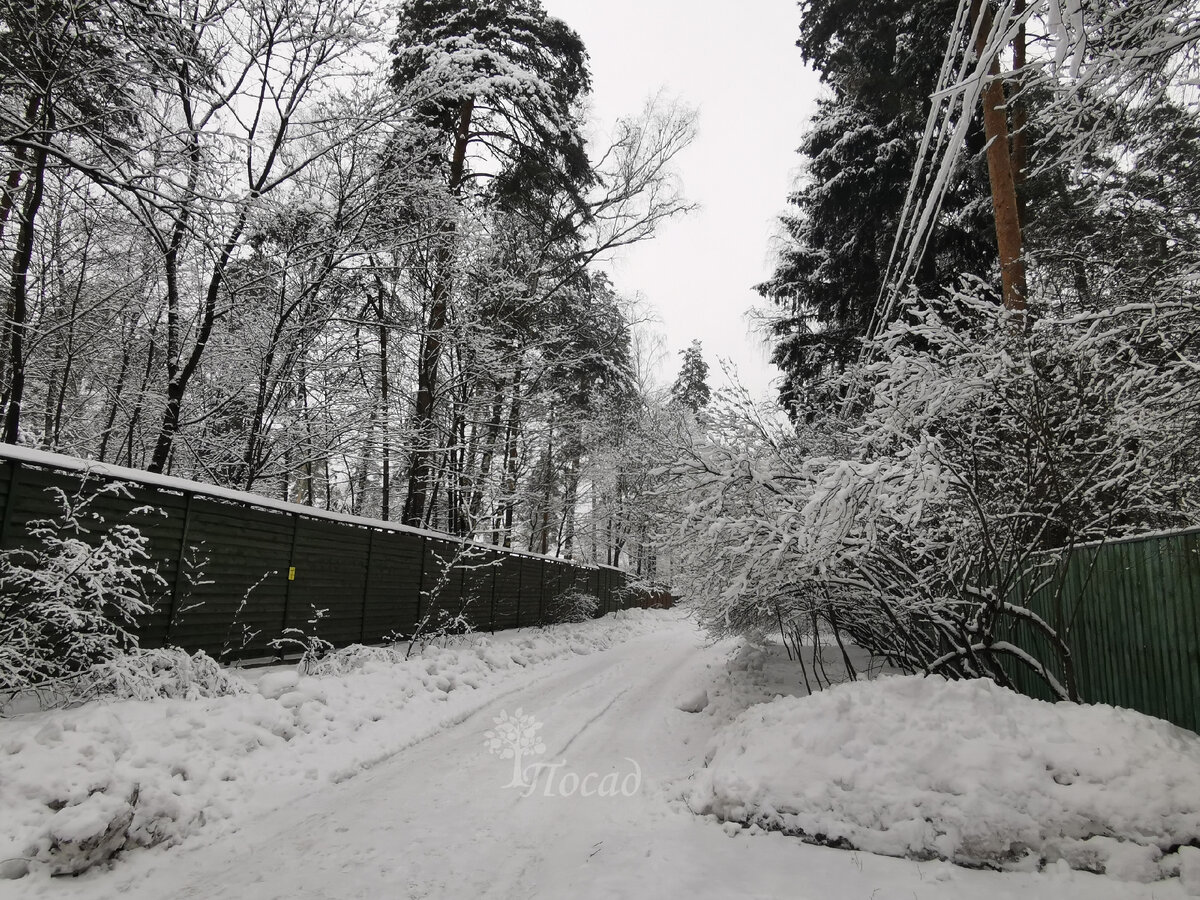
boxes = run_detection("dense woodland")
[4,0,1200,699]
[0,0,695,569]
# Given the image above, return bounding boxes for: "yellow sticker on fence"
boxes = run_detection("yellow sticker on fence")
[288,567,296,581]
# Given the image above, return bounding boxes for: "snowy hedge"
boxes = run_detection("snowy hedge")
[688,675,1200,885]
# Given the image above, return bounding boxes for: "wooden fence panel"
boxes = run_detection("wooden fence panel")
[0,446,651,665]
[113,485,190,649]
[516,556,539,627]
[421,536,462,627]
[362,529,423,642]
[461,552,497,633]
[1003,530,1200,733]
[0,460,18,550]
[492,555,521,631]
[170,498,292,659]
[291,518,370,647]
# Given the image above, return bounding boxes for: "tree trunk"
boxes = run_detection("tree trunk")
[379,305,391,520]
[241,265,296,490]
[2,123,50,444]
[557,419,582,558]
[1011,0,1029,228]
[122,316,160,468]
[0,95,42,402]
[403,97,474,526]
[468,377,507,528]
[972,0,1027,314]
[499,367,524,548]
[298,357,315,505]
[148,208,249,473]
[98,314,140,462]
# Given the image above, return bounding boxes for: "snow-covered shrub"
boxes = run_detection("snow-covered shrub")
[0,482,165,701]
[304,643,404,677]
[546,589,599,623]
[87,648,246,701]
[269,607,335,676]
[219,568,270,661]
[403,543,485,657]
[664,282,1197,699]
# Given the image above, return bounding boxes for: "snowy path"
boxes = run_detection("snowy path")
[12,617,1185,900]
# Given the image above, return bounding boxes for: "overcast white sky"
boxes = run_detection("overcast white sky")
[539,0,823,398]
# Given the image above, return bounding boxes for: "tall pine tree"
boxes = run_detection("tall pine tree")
[757,0,994,416]
[390,0,593,527]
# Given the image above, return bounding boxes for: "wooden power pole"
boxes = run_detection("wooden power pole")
[972,0,1027,315]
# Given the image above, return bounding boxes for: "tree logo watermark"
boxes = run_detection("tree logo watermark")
[484,708,546,789]
[484,708,641,798]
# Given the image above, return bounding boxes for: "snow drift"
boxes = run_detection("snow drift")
[0,609,674,878]
[687,675,1200,885]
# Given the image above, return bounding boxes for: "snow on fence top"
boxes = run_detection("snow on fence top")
[0,442,606,569]
[1030,523,1200,555]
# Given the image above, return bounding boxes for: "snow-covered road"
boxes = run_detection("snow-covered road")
[10,616,1187,900]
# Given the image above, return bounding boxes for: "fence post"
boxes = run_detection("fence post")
[165,490,196,643]
[281,512,300,650]
[416,534,428,630]
[515,555,522,628]
[540,556,547,624]
[489,556,498,634]
[360,528,375,643]
[0,460,23,550]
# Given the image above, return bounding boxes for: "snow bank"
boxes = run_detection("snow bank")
[687,675,1200,885]
[0,609,675,877]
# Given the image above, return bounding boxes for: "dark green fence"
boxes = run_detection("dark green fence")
[1001,529,1200,733]
[0,445,646,662]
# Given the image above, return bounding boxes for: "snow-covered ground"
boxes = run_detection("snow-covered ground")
[1,610,1195,899]
[1,610,676,878]
[688,673,1200,883]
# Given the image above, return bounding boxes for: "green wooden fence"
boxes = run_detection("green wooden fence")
[1001,528,1200,733]
[0,445,654,662]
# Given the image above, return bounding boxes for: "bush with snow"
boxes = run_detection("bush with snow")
[87,649,246,702]
[268,606,335,675]
[0,482,165,702]
[687,675,1200,884]
[546,589,600,623]
[665,284,1199,704]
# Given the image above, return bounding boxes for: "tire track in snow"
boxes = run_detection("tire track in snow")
[548,687,630,759]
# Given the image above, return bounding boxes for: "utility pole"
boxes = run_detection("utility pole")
[971,0,1027,315]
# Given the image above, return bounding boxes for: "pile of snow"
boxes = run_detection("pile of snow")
[687,675,1200,886]
[0,609,675,878]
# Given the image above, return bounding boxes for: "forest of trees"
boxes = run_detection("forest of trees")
[6,0,1200,700]
[664,0,1200,698]
[0,0,697,566]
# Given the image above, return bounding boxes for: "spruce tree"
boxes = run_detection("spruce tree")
[757,0,994,415]
[670,340,710,413]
